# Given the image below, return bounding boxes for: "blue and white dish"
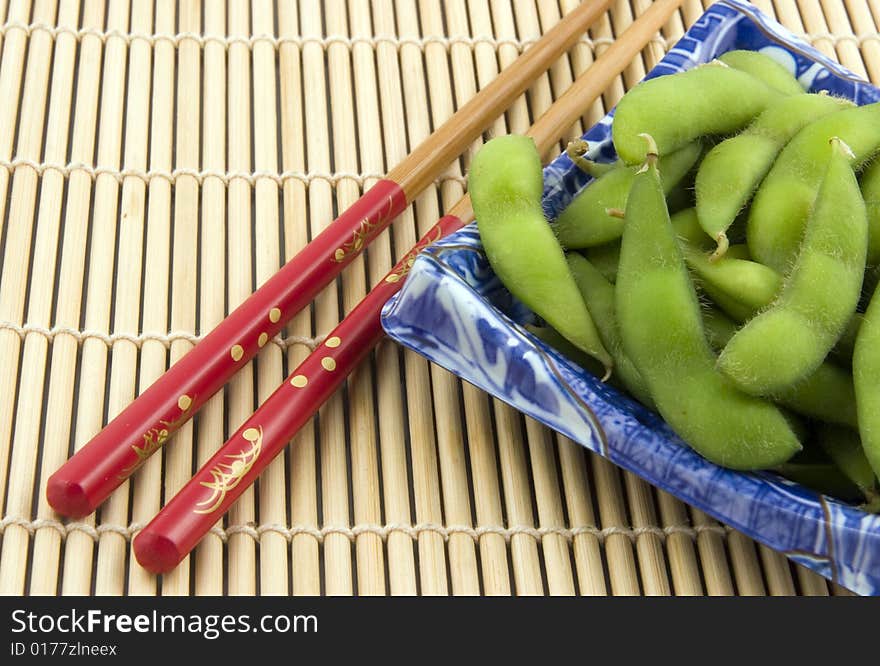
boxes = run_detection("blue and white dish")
[381,0,880,595]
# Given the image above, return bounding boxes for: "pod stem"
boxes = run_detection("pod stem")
[830,135,856,160]
[636,133,659,173]
[565,139,617,178]
[710,232,729,262]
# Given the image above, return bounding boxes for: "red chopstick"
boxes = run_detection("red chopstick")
[132,0,685,574]
[46,0,613,519]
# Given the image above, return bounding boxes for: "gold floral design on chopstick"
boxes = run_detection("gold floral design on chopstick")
[385,226,443,283]
[332,194,397,263]
[121,395,195,477]
[333,218,378,262]
[193,426,263,515]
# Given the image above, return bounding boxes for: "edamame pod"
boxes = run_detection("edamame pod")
[576,209,711,285]
[722,245,752,260]
[688,250,861,364]
[774,364,859,429]
[665,181,694,215]
[525,323,638,399]
[776,460,862,501]
[671,208,712,249]
[469,135,613,373]
[582,243,620,284]
[566,253,654,408]
[816,424,879,506]
[615,135,800,470]
[554,142,703,249]
[833,312,863,364]
[611,64,779,164]
[702,306,739,351]
[719,138,868,396]
[565,182,856,428]
[702,308,858,428]
[524,324,606,379]
[860,158,880,264]
[683,245,782,320]
[748,102,880,271]
[704,290,755,323]
[854,284,880,480]
[695,93,851,257]
[719,49,804,95]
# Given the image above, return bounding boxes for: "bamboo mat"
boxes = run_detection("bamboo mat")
[0,0,872,597]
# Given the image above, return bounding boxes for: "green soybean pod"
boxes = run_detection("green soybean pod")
[748,102,880,271]
[774,365,859,429]
[776,458,862,502]
[524,324,606,378]
[722,245,752,260]
[690,247,861,340]
[665,181,694,215]
[572,244,851,425]
[860,158,880,264]
[575,209,711,286]
[682,245,782,321]
[719,138,868,396]
[702,306,740,350]
[702,308,858,428]
[833,312,863,364]
[778,438,865,502]
[525,324,636,401]
[816,424,879,506]
[554,142,703,249]
[566,253,654,409]
[695,93,851,257]
[854,283,880,479]
[670,208,712,249]
[469,135,613,373]
[611,64,779,165]
[615,135,800,470]
[718,49,805,95]
[689,251,861,365]
[582,243,620,284]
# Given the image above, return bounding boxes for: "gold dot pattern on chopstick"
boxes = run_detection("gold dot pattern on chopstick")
[321,357,337,371]
[269,307,281,323]
[178,394,192,411]
[243,427,261,442]
[325,336,341,348]
[231,344,244,361]
[290,374,308,388]
[258,332,268,347]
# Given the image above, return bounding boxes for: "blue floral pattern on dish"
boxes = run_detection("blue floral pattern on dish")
[381,0,880,596]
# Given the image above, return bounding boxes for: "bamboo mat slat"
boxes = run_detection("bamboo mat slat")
[193,0,224,596]
[0,0,872,596]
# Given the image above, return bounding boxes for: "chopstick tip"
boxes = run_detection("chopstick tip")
[133,529,183,575]
[46,474,94,519]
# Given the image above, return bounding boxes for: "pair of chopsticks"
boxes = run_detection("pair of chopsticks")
[46,0,683,573]
[47,0,612,520]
